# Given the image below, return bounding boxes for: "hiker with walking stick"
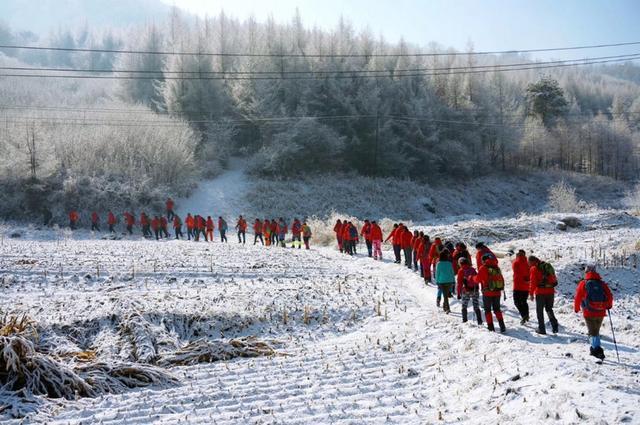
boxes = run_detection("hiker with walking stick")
[574,264,614,361]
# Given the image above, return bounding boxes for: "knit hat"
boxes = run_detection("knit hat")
[585,263,597,273]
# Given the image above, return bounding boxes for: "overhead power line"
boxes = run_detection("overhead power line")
[1,40,640,58]
[1,53,639,76]
[1,54,639,81]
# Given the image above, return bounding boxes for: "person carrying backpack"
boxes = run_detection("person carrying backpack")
[218,216,228,242]
[370,221,383,260]
[69,210,79,230]
[401,227,414,269]
[140,212,150,237]
[263,219,272,246]
[435,250,455,313]
[384,224,402,263]
[475,242,494,271]
[574,264,613,360]
[302,222,312,249]
[528,256,559,335]
[278,218,288,247]
[173,215,183,239]
[334,219,344,253]
[108,210,117,233]
[412,231,422,271]
[90,211,100,232]
[456,257,482,325]
[419,235,432,283]
[206,216,215,242]
[429,237,444,278]
[452,243,471,274]
[512,250,530,324]
[253,218,264,245]
[475,253,506,332]
[291,218,302,249]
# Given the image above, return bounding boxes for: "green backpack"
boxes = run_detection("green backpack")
[538,262,558,288]
[486,266,505,291]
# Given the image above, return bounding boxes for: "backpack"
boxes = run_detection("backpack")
[221,220,228,231]
[349,226,358,239]
[582,279,608,312]
[538,262,558,288]
[486,266,505,291]
[462,267,478,291]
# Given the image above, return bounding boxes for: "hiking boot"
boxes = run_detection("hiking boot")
[487,323,495,332]
[594,347,605,360]
[536,329,547,335]
[498,320,506,333]
[519,318,526,325]
[552,324,559,334]
[477,318,483,325]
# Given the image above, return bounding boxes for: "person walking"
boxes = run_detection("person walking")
[528,256,559,335]
[475,253,506,332]
[124,211,135,235]
[574,264,614,360]
[151,216,160,240]
[140,212,150,237]
[456,257,482,325]
[107,210,117,233]
[411,231,421,271]
[512,249,531,324]
[420,235,432,283]
[160,216,169,238]
[253,218,264,245]
[291,218,302,249]
[166,197,175,221]
[218,216,228,242]
[206,216,215,242]
[236,215,247,244]
[429,237,444,278]
[435,250,455,313]
[361,220,373,257]
[302,221,312,249]
[475,242,495,271]
[90,211,100,232]
[384,223,402,263]
[173,215,183,239]
[334,219,344,253]
[69,210,79,230]
[402,226,413,269]
[185,213,195,241]
[270,219,279,246]
[278,218,288,247]
[263,219,272,246]
[370,220,383,260]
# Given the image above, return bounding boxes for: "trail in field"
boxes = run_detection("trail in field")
[176,158,249,221]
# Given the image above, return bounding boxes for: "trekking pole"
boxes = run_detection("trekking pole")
[607,309,620,363]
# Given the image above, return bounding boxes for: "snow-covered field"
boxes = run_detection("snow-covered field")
[1,209,639,424]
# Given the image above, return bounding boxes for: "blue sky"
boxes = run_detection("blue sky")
[165,0,640,59]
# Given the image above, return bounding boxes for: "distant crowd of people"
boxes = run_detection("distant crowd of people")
[63,198,313,249]
[333,219,615,361]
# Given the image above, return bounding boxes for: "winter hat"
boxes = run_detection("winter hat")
[585,263,597,273]
[458,257,470,266]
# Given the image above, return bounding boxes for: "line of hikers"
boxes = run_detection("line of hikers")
[333,219,615,361]
[66,199,313,248]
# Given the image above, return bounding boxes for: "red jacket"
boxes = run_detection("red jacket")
[291,220,302,236]
[108,212,117,225]
[69,211,79,222]
[196,216,205,229]
[574,272,613,318]
[140,213,148,226]
[360,223,372,241]
[125,213,135,226]
[237,218,247,231]
[370,223,383,241]
[166,198,174,211]
[401,229,413,249]
[160,217,168,228]
[342,224,352,241]
[475,258,503,297]
[206,218,214,231]
[270,221,278,234]
[529,263,555,296]
[512,254,530,292]
[412,235,422,252]
[173,216,181,228]
[186,215,195,229]
[385,226,403,245]
[429,241,443,264]
[334,222,344,238]
[476,247,494,270]
[263,220,271,234]
[151,218,159,231]
[253,220,262,233]
[91,212,99,223]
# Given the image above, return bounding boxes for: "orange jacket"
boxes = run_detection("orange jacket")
[511,254,530,292]
[160,217,168,228]
[185,215,195,229]
[385,226,403,245]
[370,223,383,241]
[253,220,262,233]
[412,235,422,252]
[237,218,247,231]
[574,272,613,318]
[360,223,372,241]
[206,218,214,231]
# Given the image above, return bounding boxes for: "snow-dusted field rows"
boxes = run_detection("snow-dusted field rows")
[1,213,639,424]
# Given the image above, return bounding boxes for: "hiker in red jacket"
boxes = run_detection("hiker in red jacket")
[291,218,302,249]
[270,219,278,246]
[457,257,482,325]
[185,214,195,241]
[474,254,506,332]
[69,210,79,230]
[218,217,228,242]
[166,197,175,221]
[107,210,117,233]
[475,243,494,270]
[251,218,262,245]
[574,264,614,360]
[370,221,383,260]
[419,235,432,283]
[411,231,422,271]
[511,249,530,324]
[428,237,444,277]
[90,211,100,232]
[173,215,183,239]
[334,219,344,253]
[151,216,160,240]
[401,227,414,269]
[384,223,402,263]
[124,212,135,235]
[160,216,169,238]
[206,216,215,242]
[361,220,373,257]
[452,243,471,274]
[236,215,247,244]
[342,222,353,255]
[195,215,205,241]
[529,255,559,335]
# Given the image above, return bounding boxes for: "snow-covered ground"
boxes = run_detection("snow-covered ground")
[1,210,639,424]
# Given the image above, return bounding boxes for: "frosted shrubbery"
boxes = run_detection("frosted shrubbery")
[548,180,579,213]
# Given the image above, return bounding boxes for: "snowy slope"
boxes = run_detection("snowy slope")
[1,214,639,424]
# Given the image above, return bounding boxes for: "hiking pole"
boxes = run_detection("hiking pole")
[607,309,620,363]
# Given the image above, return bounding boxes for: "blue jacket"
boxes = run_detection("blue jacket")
[435,260,455,285]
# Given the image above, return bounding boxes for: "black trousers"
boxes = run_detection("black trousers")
[513,290,530,320]
[108,224,115,233]
[238,230,246,244]
[365,240,373,257]
[127,224,133,235]
[404,247,412,267]
[536,294,558,332]
[91,223,100,231]
[220,229,227,242]
[175,226,183,239]
[393,245,401,263]
[254,233,264,245]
